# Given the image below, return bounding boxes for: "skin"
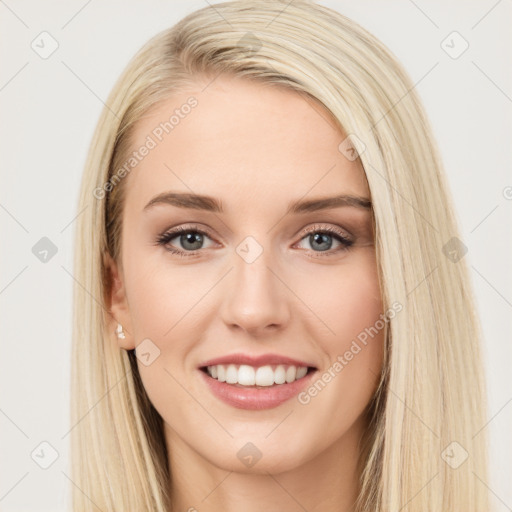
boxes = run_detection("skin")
[107,75,385,512]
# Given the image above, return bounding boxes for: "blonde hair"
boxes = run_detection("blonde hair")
[70,1,489,510]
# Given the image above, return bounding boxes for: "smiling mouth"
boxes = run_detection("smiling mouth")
[199,364,317,388]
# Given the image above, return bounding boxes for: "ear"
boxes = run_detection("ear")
[103,252,136,350]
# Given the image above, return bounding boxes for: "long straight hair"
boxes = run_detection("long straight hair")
[70,1,489,510]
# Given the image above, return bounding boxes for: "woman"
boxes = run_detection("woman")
[70,1,489,510]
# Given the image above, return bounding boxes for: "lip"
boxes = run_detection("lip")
[199,367,318,410]
[199,352,316,369]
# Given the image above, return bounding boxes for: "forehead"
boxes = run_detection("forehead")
[124,75,369,214]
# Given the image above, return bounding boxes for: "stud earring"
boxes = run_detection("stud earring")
[116,323,126,339]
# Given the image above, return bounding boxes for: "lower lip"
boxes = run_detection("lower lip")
[199,368,317,410]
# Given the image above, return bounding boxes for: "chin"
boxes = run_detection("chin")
[204,440,310,475]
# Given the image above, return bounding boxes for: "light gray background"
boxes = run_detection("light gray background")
[1,1,511,510]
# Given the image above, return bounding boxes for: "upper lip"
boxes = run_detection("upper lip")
[200,353,317,369]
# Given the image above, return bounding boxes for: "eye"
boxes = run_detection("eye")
[155,223,354,258]
[155,225,215,257]
[294,224,353,258]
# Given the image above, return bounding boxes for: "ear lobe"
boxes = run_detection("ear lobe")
[103,252,136,350]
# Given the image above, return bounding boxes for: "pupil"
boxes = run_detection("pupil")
[311,233,332,251]
[182,232,203,250]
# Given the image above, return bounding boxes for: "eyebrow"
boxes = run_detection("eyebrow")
[143,192,372,214]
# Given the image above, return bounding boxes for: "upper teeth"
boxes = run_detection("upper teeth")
[206,364,309,386]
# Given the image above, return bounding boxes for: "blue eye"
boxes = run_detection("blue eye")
[295,225,353,258]
[155,225,213,257]
[155,223,354,258]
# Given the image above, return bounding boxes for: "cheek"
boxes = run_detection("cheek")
[298,250,383,345]
[123,245,206,340]
[297,251,384,400]
[292,264,384,452]
[122,257,206,415]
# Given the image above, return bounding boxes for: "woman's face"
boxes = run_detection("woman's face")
[108,75,385,474]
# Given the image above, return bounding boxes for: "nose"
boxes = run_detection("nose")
[219,245,291,337]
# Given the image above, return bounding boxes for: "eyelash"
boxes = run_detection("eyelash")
[155,223,354,259]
